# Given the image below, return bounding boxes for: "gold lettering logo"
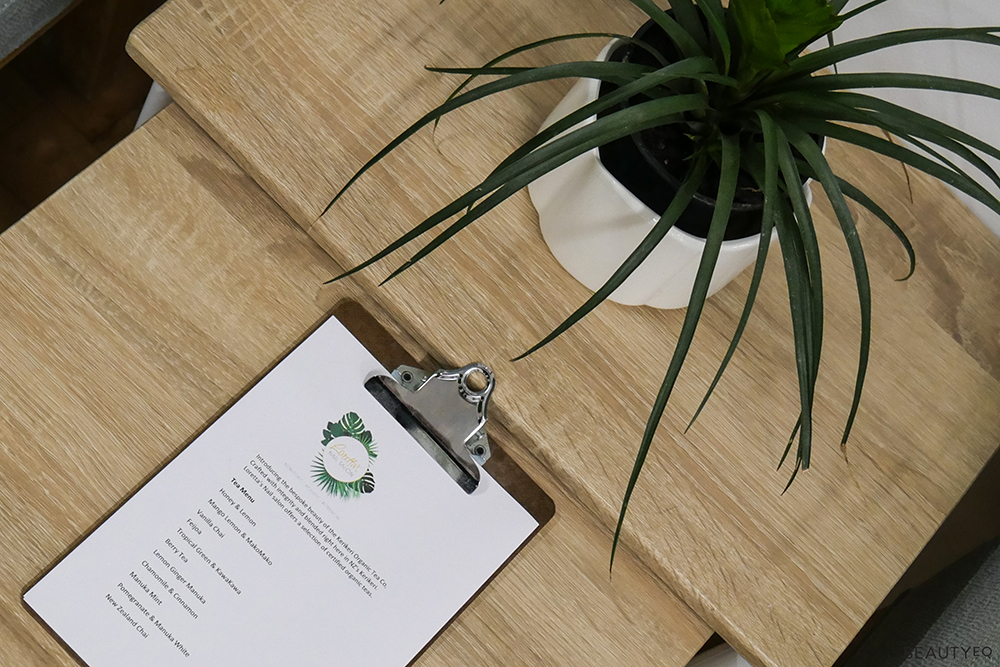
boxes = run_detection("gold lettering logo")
[323,437,368,482]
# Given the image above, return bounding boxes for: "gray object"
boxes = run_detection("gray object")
[686,645,751,667]
[366,363,495,494]
[0,0,76,63]
[841,538,1000,666]
[134,81,173,129]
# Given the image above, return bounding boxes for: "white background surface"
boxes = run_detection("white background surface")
[833,0,1000,237]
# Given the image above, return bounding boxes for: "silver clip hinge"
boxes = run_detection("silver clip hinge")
[364,363,495,493]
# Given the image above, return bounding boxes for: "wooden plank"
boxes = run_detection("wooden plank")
[0,105,710,667]
[128,3,1000,665]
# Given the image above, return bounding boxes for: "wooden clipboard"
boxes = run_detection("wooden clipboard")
[24,299,554,667]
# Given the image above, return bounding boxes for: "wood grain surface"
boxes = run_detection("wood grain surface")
[0,106,711,667]
[128,2,1000,665]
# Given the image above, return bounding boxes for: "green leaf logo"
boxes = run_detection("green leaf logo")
[312,412,378,498]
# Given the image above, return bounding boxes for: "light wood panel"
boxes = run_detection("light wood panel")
[128,3,1000,665]
[0,105,710,667]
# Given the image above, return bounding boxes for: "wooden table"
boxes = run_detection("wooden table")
[126,2,1000,666]
[0,106,712,666]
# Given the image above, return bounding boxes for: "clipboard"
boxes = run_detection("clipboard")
[23,299,554,667]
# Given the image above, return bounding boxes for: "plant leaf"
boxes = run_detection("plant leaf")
[426,65,730,85]
[490,57,728,187]
[768,91,1000,193]
[382,95,711,284]
[778,116,1000,217]
[772,71,1000,103]
[776,200,817,469]
[837,177,915,280]
[746,113,821,474]
[685,106,788,431]
[767,0,842,55]
[435,32,671,132]
[340,412,365,438]
[610,132,740,571]
[685,174,775,429]
[781,455,803,493]
[327,88,707,284]
[777,27,1000,81]
[732,0,784,72]
[625,0,706,59]
[778,415,802,470]
[666,0,709,52]
[836,91,1000,162]
[321,60,652,218]
[782,121,872,448]
[425,66,533,75]
[765,90,1000,163]
[697,0,732,74]
[904,132,1000,193]
[769,120,820,469]
[358,471,376,494]
[840,0,895,22]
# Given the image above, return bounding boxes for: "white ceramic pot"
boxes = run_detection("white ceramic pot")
[527,42,815,310]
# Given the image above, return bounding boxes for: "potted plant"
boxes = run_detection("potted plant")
[323,0,1000,562]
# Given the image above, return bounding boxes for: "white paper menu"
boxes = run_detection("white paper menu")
[25,315,539,666]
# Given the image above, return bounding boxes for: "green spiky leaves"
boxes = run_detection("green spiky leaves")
[318,0,1000,567]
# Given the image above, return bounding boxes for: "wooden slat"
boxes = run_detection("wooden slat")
[0,105,710,667]
[128,3,1000,665]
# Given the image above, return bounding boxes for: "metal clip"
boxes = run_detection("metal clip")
[365,363,495,493]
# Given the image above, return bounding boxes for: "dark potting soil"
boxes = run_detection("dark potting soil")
[597,25,766,241]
